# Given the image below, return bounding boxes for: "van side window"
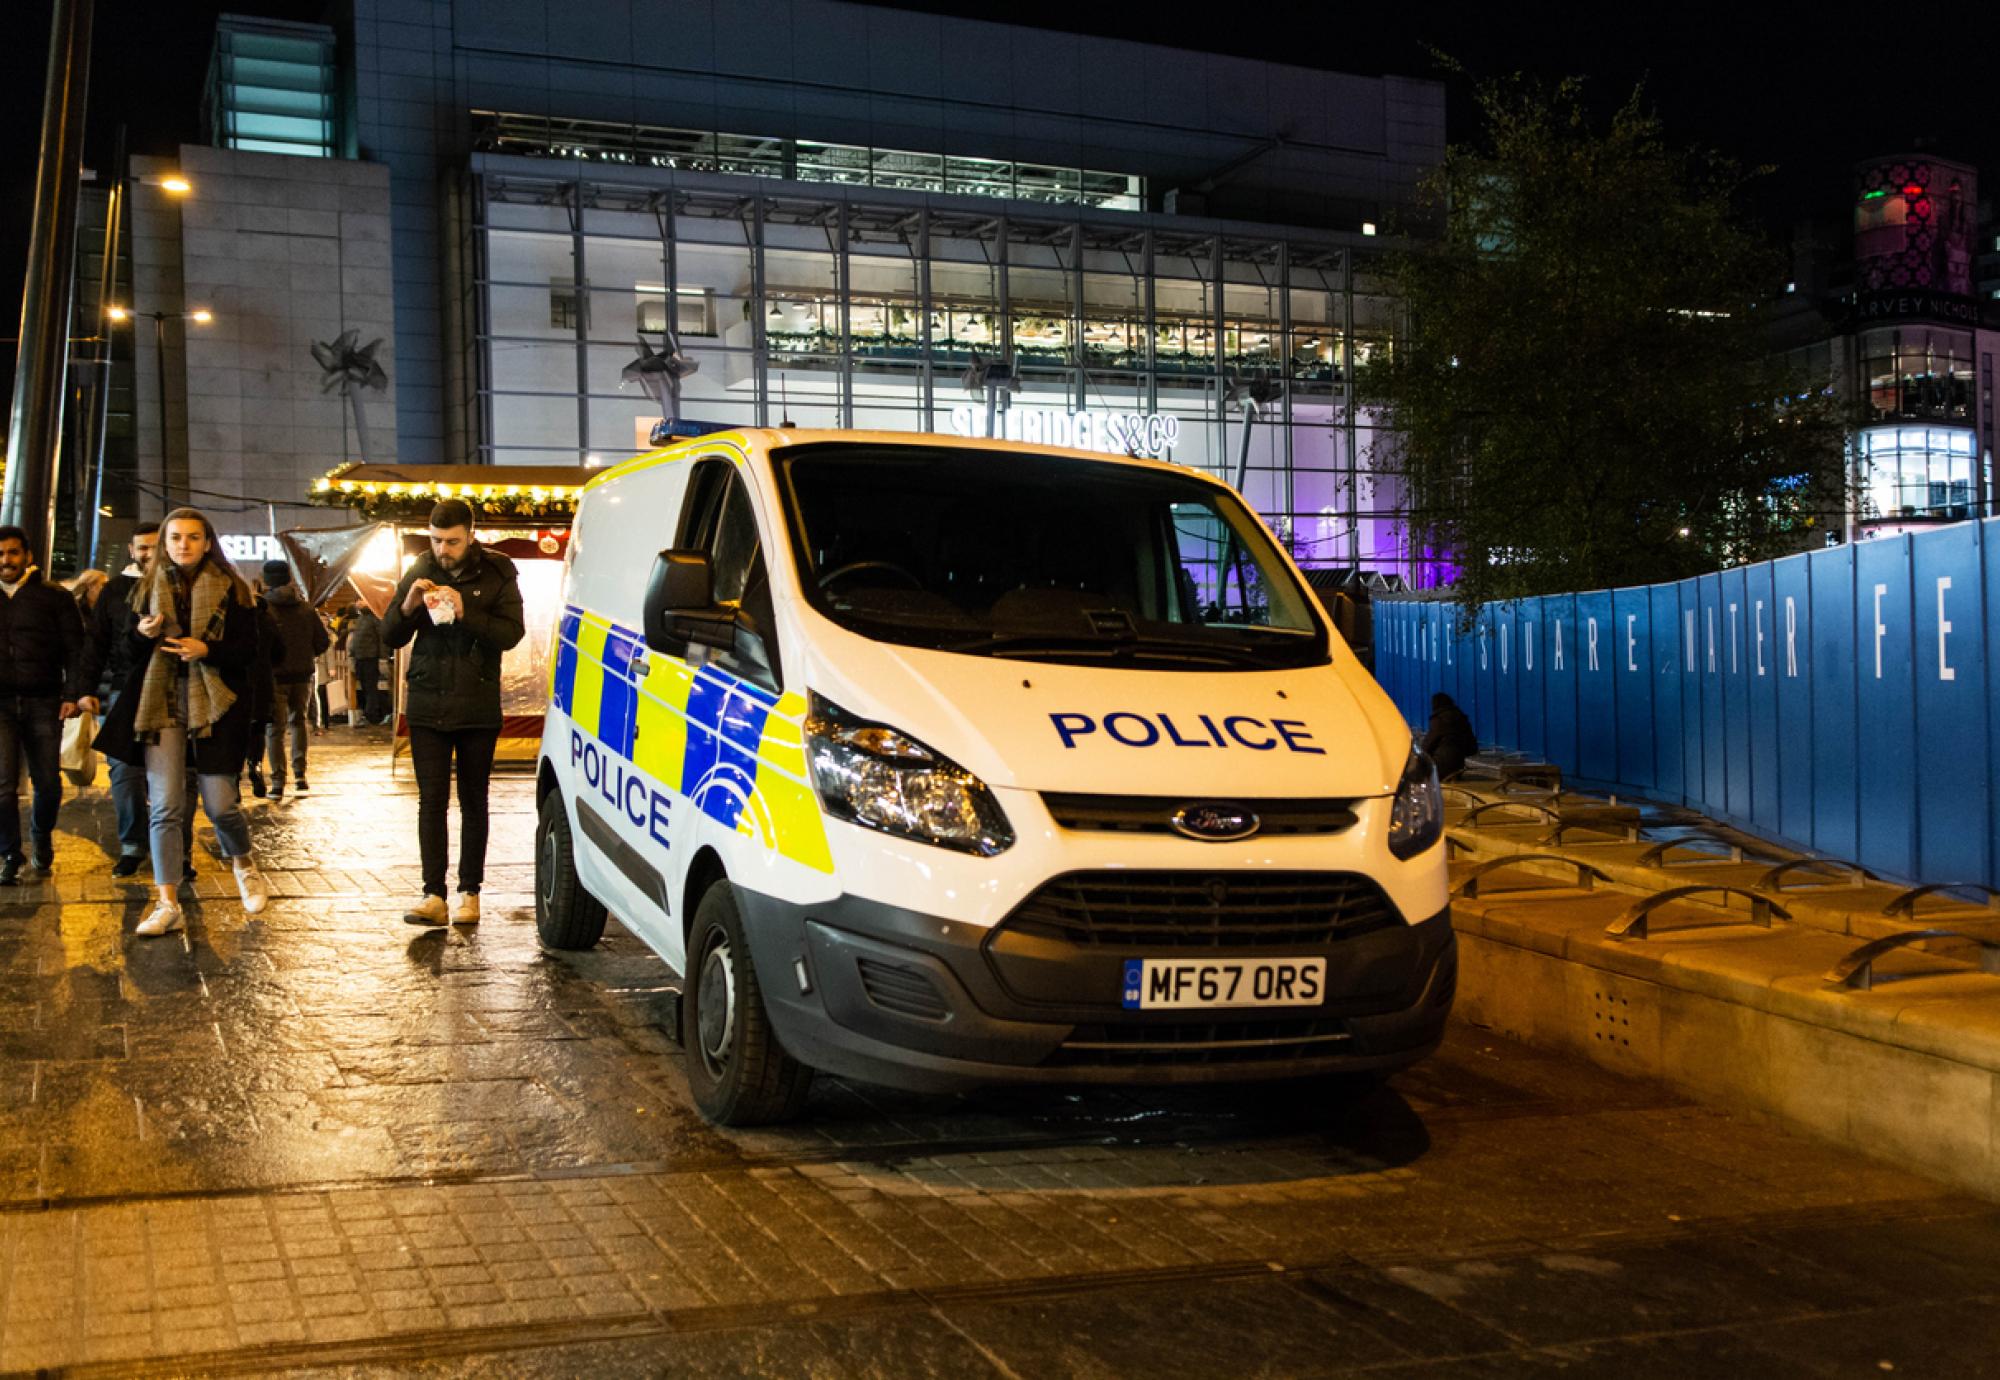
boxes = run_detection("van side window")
[677,458,781,689]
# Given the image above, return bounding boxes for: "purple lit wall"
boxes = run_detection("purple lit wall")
[1854,156,1978,297]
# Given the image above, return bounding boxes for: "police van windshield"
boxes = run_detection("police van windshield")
[778,444,1328,671]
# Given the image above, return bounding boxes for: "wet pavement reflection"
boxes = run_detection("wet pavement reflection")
[2,734,1996,1375]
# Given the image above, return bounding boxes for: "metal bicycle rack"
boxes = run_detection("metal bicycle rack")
[1452,854,1612,900]
[1878,882,2000,919]
[1606,885,1791,939]
[1825,929,2000,990]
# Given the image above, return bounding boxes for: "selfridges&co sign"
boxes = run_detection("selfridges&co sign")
[947,405,1181,459]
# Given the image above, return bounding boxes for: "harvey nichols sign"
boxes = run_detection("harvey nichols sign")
[1849,290,1986,328]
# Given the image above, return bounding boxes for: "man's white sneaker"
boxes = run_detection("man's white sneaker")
[136,900,184,937]
[235,864,270,915]
[451,892,480,926]
[403,894,448,927]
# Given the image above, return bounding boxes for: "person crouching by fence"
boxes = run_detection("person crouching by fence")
[95,508,272,936]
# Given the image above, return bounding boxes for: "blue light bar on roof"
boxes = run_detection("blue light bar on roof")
[649,418,738,445]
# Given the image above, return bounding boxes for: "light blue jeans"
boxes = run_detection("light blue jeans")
[144,724,252,887]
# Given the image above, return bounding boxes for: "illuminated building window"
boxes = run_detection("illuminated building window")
[204,16,338,158]
[1859,426,1976,521]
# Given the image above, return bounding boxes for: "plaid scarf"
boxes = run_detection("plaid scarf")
[135,562,237,738]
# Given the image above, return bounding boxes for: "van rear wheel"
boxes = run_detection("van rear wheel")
[535,791,608,951]
[682,881,813,1126]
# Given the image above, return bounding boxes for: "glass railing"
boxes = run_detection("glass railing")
[472,111,1147,211]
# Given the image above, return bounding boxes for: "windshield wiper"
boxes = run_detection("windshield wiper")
[939,632,1262,667]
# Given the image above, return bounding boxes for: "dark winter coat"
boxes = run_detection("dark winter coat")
[1421,696,1478,781]
[263,584,329,683]
[246,602,283,726]
[0,576,86,700]
[381,545,525,732]
[346,606,383,660]
[95,589,261,775]
[81,570,143,699]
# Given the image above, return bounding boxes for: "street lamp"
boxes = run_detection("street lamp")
[104,304,212,518]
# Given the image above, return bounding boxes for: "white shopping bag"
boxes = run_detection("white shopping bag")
[60,709,99,788]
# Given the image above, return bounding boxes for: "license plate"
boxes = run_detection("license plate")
[1121,957,1327,1011]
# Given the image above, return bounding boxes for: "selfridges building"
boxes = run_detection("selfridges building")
[256,1,1445,580]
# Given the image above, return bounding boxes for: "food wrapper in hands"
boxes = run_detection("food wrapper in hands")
[424,588,458,625]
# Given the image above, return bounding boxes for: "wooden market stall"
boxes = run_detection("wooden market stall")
[301,462,594,764]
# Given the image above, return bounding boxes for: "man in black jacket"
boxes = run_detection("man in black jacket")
[259,559,329,798]
[77,523,160,876]
[0,526,85,884]
[382,500,525,927]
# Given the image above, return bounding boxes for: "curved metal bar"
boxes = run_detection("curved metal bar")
[1879,882,2000,918]
[1634,828,1773,868]
[1825,928,2000,990]
[1497,764,1563,797]
[1462,800,1561,830]
[1606,885,1791,939]
[1754,857,1875,893]
[1444,833,1478,858]
[1540,816,1641,846]
[1453,854,1612,899]
[1440,784,1484,808]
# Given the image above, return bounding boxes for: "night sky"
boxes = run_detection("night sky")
[3,0,1995,372]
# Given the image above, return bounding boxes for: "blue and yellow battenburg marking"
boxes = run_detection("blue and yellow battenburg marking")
[551,605,833,873]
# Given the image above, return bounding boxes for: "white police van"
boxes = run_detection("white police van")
[537,429,1453,1125]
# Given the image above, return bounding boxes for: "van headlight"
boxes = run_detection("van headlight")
[1386,745,1443,860]
[804,693,1014,857]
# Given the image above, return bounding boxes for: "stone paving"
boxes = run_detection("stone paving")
[2,734,1998,1376]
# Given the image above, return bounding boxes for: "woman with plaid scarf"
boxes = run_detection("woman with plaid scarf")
[95,508,272,936]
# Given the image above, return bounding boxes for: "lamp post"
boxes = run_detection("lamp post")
[75,169,192,562]
[105,303,211,517]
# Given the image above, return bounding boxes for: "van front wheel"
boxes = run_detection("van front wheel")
[535,791,608,951]
[683,881,813,1126]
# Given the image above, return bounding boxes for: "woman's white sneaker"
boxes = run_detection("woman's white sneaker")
[235,864,270,914]
[137,900,184,937]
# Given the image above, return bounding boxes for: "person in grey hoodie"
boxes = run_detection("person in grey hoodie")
[259,559,329,798]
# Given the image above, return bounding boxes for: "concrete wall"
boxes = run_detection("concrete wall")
[128,148,397,532]
[348,0,1445,465]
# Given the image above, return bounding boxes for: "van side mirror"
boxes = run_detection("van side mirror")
[642,549,736,653]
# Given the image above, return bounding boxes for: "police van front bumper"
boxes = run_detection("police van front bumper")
[732,881,1456,1094]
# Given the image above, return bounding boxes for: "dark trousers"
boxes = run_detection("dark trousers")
[266,681,313,785]
[409,723,499,898]
[105,691,150,855]
[0,695,63,863]
[353,657,386,722]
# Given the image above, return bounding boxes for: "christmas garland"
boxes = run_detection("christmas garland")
[309,464,581,522]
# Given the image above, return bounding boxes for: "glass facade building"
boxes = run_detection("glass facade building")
[466,159,1408,571]
[1842,155,1997,533]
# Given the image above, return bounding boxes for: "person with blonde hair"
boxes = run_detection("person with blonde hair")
[94,507,272,936]
[65,567,109,613]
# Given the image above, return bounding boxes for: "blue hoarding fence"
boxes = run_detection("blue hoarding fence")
[1371,519,2000,889]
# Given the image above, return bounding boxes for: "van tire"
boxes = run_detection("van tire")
[536,791,608,951]
[683,881,814,1126]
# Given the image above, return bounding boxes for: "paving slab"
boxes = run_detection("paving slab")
[0,734,1994,1375]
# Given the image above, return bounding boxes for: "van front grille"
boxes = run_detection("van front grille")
[1040,793,1357,836]
[1047,1017,1352,1067]
[997,871,1400,949]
